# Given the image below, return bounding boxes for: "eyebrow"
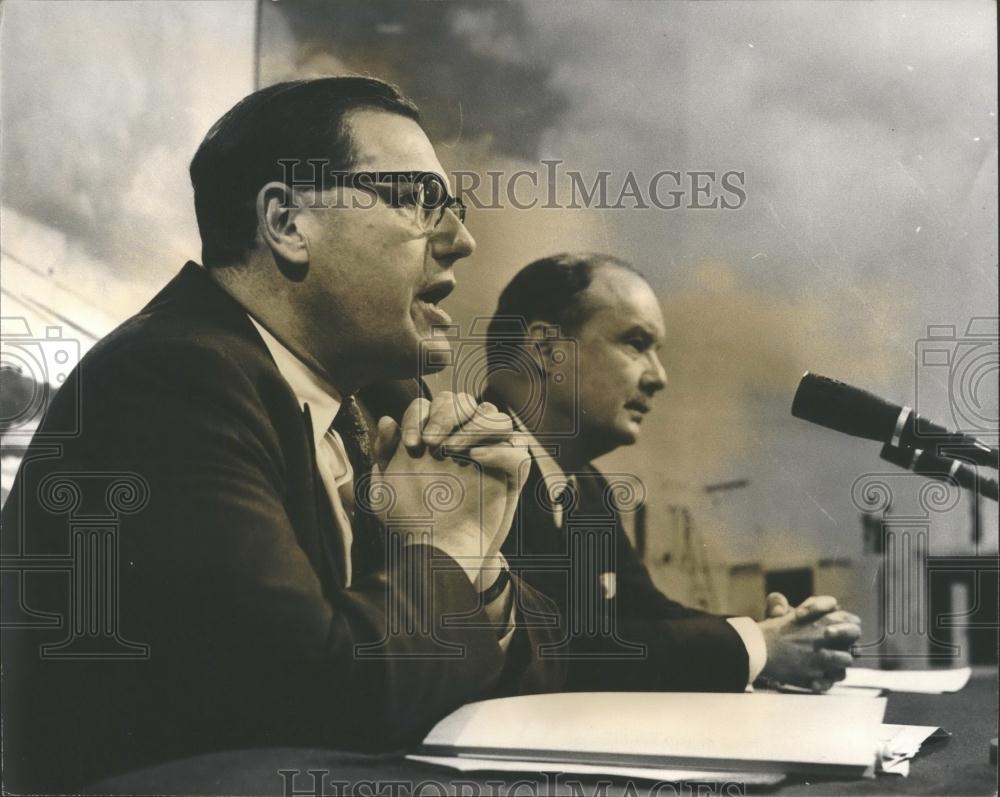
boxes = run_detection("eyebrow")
[620,325,661,345]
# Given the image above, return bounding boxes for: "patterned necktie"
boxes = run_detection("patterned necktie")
[331,395,383,576]
[332,395,373,477]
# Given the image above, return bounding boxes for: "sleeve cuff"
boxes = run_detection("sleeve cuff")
[481,554,516,650]
[726,616,767,684]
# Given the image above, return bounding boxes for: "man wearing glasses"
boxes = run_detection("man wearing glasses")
[2,77,563,792]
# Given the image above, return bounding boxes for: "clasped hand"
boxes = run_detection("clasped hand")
[369,392,530,586]
[758,592,862,692]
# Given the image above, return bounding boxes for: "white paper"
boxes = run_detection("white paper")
[880,757,911,777]
[768,683,884,698]
[873,724,941,777]
[878,724,940,756]
[421,691,887,775]
[841,667,971,694]
[826,685,885,698]
[407,754,788,786]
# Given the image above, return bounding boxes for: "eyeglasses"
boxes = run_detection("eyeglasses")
[325,170,467,232]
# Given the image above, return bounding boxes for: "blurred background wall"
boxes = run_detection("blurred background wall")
[2,0,997,665]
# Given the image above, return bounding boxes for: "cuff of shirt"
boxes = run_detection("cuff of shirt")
[481,554,516,652]
[726,616,767,685]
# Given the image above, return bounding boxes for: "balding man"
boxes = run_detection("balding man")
[484,252,861,694]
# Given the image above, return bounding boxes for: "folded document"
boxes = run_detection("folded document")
[876,724,945,777]
[408,755,788,786]
[415,691,888,778]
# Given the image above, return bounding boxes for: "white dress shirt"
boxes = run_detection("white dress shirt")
[249,318,357,585]
[510,414,767,686]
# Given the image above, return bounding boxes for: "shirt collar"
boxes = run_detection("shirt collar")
[248,316,342,450]
[509,412,574,508]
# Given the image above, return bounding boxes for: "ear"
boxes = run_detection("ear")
[525,319,562,361]
[525,321,575,381]
[256,181,309,265]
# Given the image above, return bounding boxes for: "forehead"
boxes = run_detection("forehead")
[582,268,664,337]
[345,109,448,185]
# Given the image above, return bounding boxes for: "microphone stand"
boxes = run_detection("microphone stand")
[879,443,999,502]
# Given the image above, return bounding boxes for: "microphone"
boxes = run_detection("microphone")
[880,443,999,502]
[791,372,999,469]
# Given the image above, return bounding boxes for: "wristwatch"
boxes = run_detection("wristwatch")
[478,565,511,604]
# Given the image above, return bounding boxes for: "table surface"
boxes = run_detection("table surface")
[778,668,998,796]
[91,670,999,797]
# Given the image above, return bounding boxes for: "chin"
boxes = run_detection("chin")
[616,421,641,445]
[400,332,448,380]
[374,329,446,381]
[618,431,639,446]
[591,424,639,452]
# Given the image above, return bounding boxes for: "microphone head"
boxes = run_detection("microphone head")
[792,372,904,442]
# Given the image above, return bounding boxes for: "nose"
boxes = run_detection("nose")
[430,209,476,262]
[641,351,667,394]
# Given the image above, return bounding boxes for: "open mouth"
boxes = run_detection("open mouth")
[416,280,455,306]
[414,280,456,327]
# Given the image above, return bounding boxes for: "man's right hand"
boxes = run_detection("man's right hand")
[758,592,861,692]
[370,393,530,584]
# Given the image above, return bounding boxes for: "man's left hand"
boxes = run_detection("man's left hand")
[759,592,862,692]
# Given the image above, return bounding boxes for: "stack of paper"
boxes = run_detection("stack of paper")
[411,691,888,781]
[767,666,971,698]
[407,755,789,786]
[770,682,884,698]
[840,666,971,694]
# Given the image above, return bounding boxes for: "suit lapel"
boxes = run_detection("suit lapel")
[504,456,566,558]
[481,390,567,559]
[142,263,353,593]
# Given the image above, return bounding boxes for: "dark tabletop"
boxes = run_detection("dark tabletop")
[777,667,998,796]
[88,670,998,797]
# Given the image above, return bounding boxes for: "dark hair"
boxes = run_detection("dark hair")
[189,76,420,268]
[485,252,643,374]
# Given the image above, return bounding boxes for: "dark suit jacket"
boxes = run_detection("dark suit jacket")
[501,453,751,693]
[1,263,565,792]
